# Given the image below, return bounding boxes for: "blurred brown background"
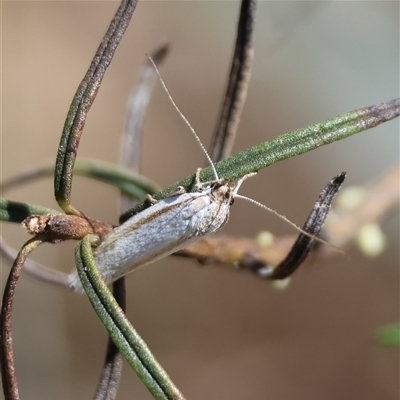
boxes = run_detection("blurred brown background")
[1,2,399,399]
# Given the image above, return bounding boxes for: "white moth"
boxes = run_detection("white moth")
[68,170,255,292]
[68,57,256,292]
[68,57,320,293]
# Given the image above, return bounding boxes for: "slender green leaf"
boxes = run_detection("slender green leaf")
[0,199,60,223]
[75,235,185,400]
[54,0,138,215]
[1,159,160,201]
[121,98,400,222]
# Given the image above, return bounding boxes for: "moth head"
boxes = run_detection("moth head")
[210,173,257,205]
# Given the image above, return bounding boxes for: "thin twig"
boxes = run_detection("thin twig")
[257,172,346,279]
[0,237,71,289]
[120,43,170,211]
[54,0,138,215]
[210,0,257,162]
[0,237,44,400]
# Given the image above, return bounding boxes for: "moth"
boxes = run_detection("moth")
[66,58,260,292]
[69,170,256,292]
[67,57,343,292]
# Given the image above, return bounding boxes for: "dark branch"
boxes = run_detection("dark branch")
[253,172,346,279]
[1,238,45,400]
[210,0,257,162]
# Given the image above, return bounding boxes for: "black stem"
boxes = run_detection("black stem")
[253,172,346,279]
[210,0,257,162]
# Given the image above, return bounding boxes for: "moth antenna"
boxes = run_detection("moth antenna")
[231,172,257,196]
[235,194,344,253]
[147,55,219,181]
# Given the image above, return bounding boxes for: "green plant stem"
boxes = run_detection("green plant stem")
[0,199,60,223]
[94,279,126,400]
[2,159,160,202]
[75,235,186,400]
[54,0,138,215]
[121,98,400,222]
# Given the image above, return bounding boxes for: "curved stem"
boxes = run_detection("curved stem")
[0,237,72,290]
[54,0,138,215]
[94,279,126,400]
[75,235,186,400]
[263,172,346,279]
[0,237,44,400]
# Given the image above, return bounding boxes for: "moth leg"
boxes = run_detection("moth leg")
[149,186,187,204]
[146,194,158,205]
[194,167,223,191]
[194,168,203,191]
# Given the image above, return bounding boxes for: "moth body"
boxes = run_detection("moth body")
[68,177,251,292]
